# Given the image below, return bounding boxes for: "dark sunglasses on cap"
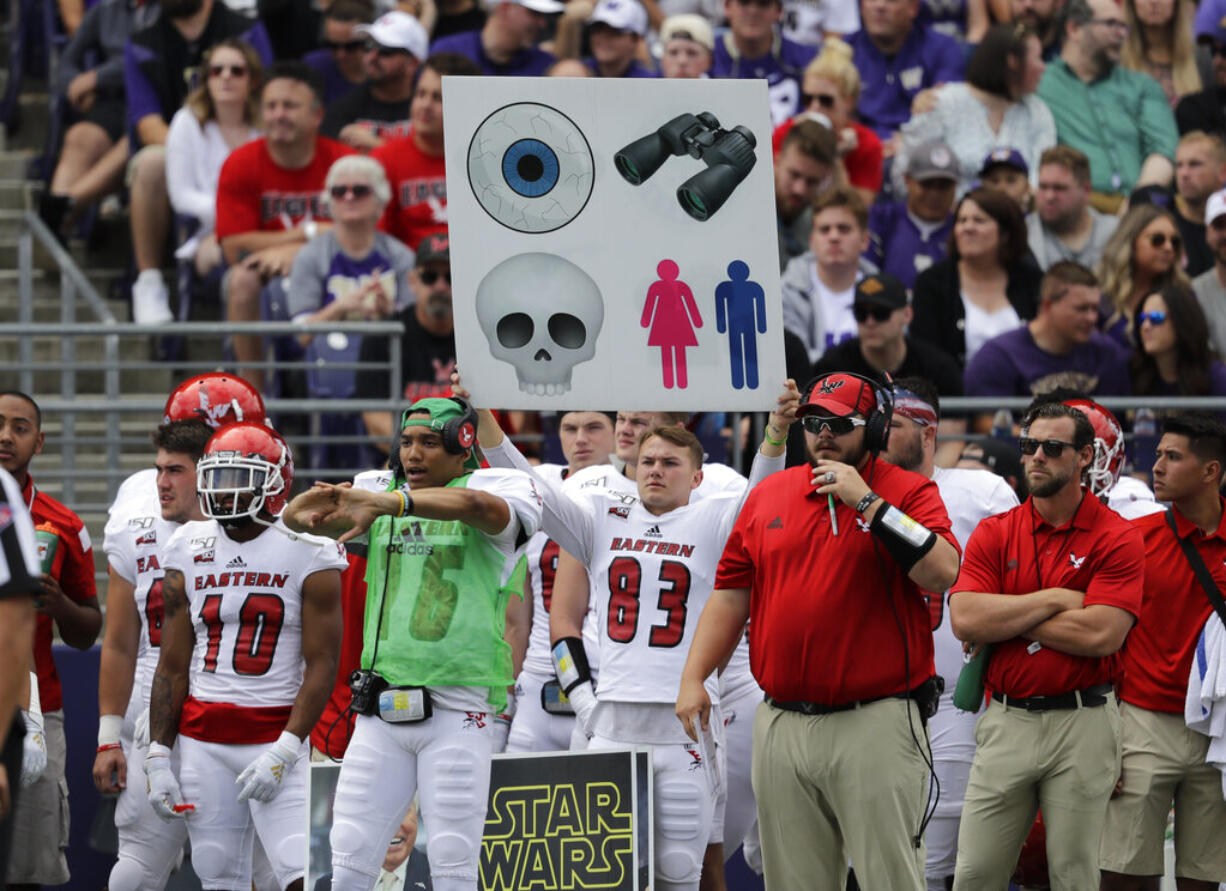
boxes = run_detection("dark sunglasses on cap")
[1149,231,1181,251]
[1018,437,1075,457]
[367,41,408,56]
[853,304,894,323]
[801,415,867,436]
[1138,310,1168,326]
[804,92,837,109]
[330,184,373,200]
[208,64,248,78]
[418,269,451,285]
[325,39,366,52]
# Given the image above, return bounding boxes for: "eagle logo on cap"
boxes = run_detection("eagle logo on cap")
[860,278,884,294]
[818,379,844,394]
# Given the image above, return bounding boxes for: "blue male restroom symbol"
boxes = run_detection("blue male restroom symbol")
[714,260,766,389]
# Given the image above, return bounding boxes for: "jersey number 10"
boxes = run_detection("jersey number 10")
[199,593,286,676]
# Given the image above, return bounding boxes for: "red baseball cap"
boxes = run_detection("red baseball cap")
[800,373,878,418]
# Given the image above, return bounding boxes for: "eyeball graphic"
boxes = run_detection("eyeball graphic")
[467,103,594,233]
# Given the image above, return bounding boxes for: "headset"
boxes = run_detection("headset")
[387,397,479,481]
[801,370,896,454]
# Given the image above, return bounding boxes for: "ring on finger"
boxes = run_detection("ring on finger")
[825,471,835,483]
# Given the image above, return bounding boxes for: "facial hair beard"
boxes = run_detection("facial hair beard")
[163,0,205,19]
[1028,463,1074,498]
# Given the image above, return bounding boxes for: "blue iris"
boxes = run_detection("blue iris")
[501,139,559,198]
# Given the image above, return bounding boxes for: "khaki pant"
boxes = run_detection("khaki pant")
[1100,702,1226,881]
[751,697,929,891]
[953,696,1121,891]
[7,710,70,884]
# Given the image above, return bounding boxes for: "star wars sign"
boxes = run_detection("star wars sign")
[443,77,786,410]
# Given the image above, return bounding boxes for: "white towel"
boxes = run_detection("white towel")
[1186,613,1226,799]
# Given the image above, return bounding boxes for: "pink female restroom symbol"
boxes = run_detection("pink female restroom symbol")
[641,259,703,389]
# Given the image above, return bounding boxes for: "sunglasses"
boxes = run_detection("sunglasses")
[1018,437,1075,457]
[325,39,366,52]
[330,183,373,200]
[418,268,451,285]
[1212,42,1226,57]
[853,304,894,323]
[1149,231,1181,251]
[801,415,867,436]
[367,41,408,56]
[804,92,838,109]
[1138,310,1168,326]
[208,64,248,78]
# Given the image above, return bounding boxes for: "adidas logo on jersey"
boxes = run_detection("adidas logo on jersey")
[226,556,246,569]
[767,517,783,529]
[644,524,662,538]
[391,521,433,556]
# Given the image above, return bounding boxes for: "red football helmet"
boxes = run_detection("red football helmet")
[196,423,294,522]
[164,374,265,429]
[1063,398,1124,497]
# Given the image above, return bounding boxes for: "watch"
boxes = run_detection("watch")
[855,492,880,514]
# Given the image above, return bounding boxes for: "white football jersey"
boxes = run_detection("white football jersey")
[162,518,349,708]
[548,486,742,706]
[930,466,1019,762]
[1106,475,1165,520]
[523,464,568,679]
[103,510,184,715]
[108,468,160,524]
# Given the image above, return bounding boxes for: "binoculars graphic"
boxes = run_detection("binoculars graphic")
[613,112,757,221]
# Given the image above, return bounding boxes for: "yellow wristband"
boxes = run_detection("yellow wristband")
[396,490,408,517]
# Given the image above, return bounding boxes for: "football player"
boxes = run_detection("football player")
[94,419,213,890]
[472,383,799,891]
[145,424,346,891]
[283,397,542,891]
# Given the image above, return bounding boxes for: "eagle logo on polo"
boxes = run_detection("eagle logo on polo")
[1069,553,1086,569]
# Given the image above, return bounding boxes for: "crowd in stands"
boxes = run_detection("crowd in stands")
[33,0,1226,469]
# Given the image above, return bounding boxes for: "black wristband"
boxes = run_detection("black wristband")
[869,503,938,572]
[551,637,592,694]
[856,491,880,514]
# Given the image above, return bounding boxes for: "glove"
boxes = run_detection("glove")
[145,742,189,820]
[566,681,597,751]
[492,693,515,753]
[236,731,302,804]
[20,709,47,788]
[133,708,150,751]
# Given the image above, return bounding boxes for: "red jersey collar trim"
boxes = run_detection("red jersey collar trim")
[19,473,34,509]
[1169,497,1226,543]
[1027,488,1094,532]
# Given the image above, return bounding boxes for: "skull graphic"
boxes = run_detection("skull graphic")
[475,253,604,396]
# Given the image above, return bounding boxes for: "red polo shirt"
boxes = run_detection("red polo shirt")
[716,459,957,705]
[951,492,1143,698]
[24,475,97,712]
[1119,503,1224,713]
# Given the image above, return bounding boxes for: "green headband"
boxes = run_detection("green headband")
[401,397,479,470]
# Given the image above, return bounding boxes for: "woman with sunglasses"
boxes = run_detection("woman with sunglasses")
[911,186,1043,367]
[1097,203,1190,346]
[892,24,1054,197]
[166,38,263,279]
[770,39,883,205]
[286,155,414,342]
[1132,283,1226,408]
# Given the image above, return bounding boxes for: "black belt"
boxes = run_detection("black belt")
[990,683,1113,712]
[766,691,909,716]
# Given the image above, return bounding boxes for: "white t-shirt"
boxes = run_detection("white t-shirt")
[930,466,1019,766]
[960,295,1021,365]
[162,518,349,711]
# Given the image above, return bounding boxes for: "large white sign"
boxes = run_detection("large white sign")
[443,77,786,411]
